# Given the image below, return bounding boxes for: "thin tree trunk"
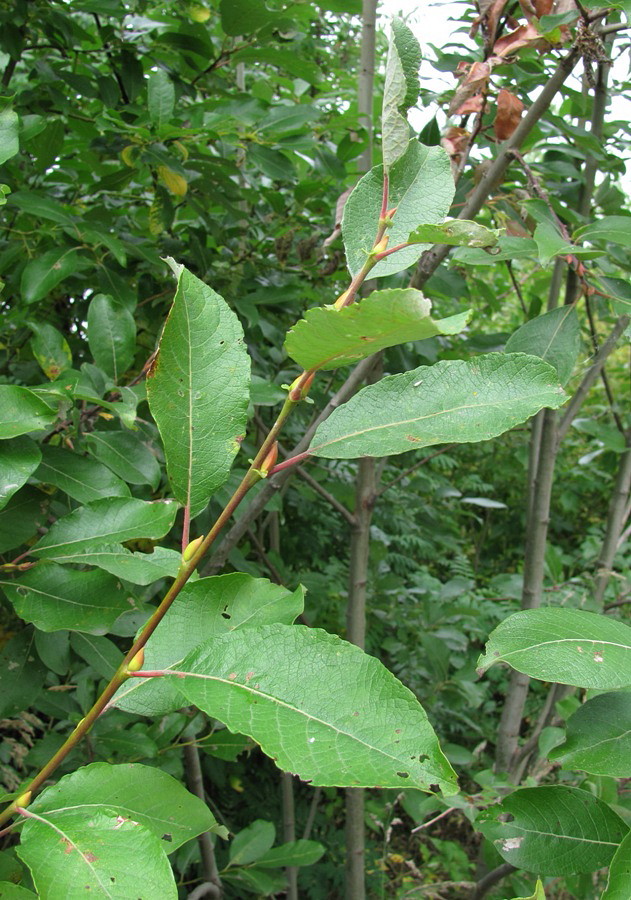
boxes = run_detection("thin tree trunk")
[183,742,222,899]
[594,444,631,607]
[281,772,298,900]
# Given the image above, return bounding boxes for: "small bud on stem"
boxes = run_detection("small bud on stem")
[259,442,278,477]
[126,648,145,673]
[182,535,204,562]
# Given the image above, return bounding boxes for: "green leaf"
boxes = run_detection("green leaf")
[342,142,454,278]
[113,574,305,716]
[407,219,500,249]
[17,809,177,900]
[0,562,130,633]
[85,431,161,489]
[232,48,321,84]
[35,445,130,504]
[284,289,471,371]
[70,632,124,680]
[508,878,547,900]
[382,21,419,170]
[8,191,75,226]
[222,867,285,895]
[147,69,174,127]
[311,353,566,460]
[548,692,631,776]
[0,104,19,164]
[0,628,46,717]
[30,497,178,559]
[477,785,627,875]
[505,306,581,385]
[229,820,275,866]
[454,236,538,265]
[35,629,70,676]
[0,437,41,511]
[0,884,37,898]
[603,829,631,899]
[28,322,72,380]
[0,486,48,553]
[220,0,275,35]
[177,623,458,793]
[476,608,631,689]
[28,762,219,851]
[574,215,631,249]
[52,543,183,585]
[257,839,325,868]
[0,386,57,438]
[595,276,631,317]
[146,261,250,518]
[87,294,136,382]
[533,221,576,265]
[21,248,84,305]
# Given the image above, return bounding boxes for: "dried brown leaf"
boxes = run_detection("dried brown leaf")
[493,89,525,140]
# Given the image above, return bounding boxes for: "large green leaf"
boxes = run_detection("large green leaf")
[28,322,72,380]
[256,840,325,869]
[177,624,458,793]
[17,809,177,900]
[0,562,130,633]
[28,763,219,852]
[284,289,470,371]
[0,437,41,511]
[30,497,178,559]
[85,431,161,489]
[113,574,305,716]
[0,104,18,164]
[49,544,183,585]
[70,632,124,680]
[0,386,57,439]
[147,69,174,126]
[603,829,631,899]
[219,0,276,35]
[477,608,631,689]
[87,294,136,382]
[382,20,421,170]
[35,446,130,504]
[21,248,85,305]
[548,692,631,776]
[0,487,48,553]
[146,261,250,518]
[574,215,631,249]
[311,353,566,460]
[478,786,627,875]
[505,306,581,385]
[229,820,275,867]
[0,884,37,898]
[407,219,500,249]
[342,141,454,278]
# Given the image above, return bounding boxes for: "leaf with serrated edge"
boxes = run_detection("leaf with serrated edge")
[28,762,219,851]
[477,608,631,689]
[342,142,454,279]
[176,623,458,793]
[505,306,581,386]
[17,809,177,899]
[548,691,631,776]
[113,575,305,716]
[146,261,250,517]
[478,785,627,875]
[407,219,500,248]
[311,354,566,460]
[30,497,178,558]
[285,289,471,371]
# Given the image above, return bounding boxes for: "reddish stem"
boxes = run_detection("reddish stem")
[268,450,313,475]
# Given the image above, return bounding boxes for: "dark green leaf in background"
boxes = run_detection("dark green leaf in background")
[20,248,85,305]
[0,104,18,164]
[35,445,130,504]
[147,68,175,126]
[85,431,161,489]
[603,829,631,899]
[0,386,57,439]
[28,322,72,380]
[87,294,136,382]
[549,691,631,776]
[0,628,46,717]
[146,261,250,517]
[505,306,581,385]
[0,437,41,511]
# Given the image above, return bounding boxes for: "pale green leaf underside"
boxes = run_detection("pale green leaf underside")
[603,829,631,899]
[311,353,566,460]
[407,219,500,248]
[31,497,178,558]
[505,305,581,386]
[477,608,631,689]
[342,142,454,279]
[113,575,305,716]
[177,623,458,793]
[29,762,219,851]
[382,20,421,170]
[18,809,177,900]
[478,785,627,876]
[146,262,250,517]
[284,288,471,371]
[548,692,631,776]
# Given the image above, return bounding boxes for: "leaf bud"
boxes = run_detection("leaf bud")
[15,791,32,809]
[126,649,145,673]
[289,372,316,402]
[259,442,278,477]
[333,290,350,309]
[182,535,204,562]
